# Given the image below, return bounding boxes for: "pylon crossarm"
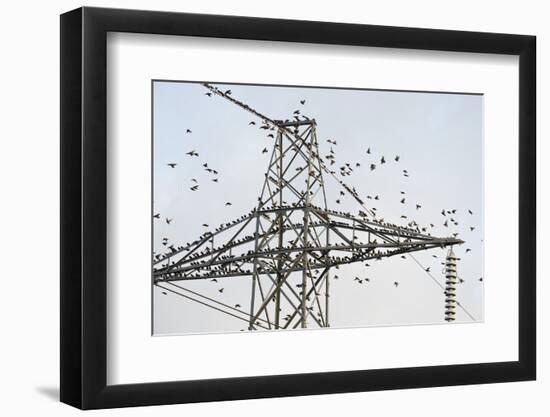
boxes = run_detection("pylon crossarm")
[154,238,459,283]
[312,206,430,238]
[154,211,256,267]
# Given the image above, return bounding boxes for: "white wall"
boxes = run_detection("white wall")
[0,0,545,415]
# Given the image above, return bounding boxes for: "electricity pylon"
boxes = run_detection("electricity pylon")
[153,83,463,331]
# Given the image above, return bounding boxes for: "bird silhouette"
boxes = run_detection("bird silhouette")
[153,213,160,219]
[225,202,232,206]
[262,148,268,154]
[370,164,376,171]
[381,156,386,164]
[249,121,256,125]
[166,218,172,224]
[186,150,199,157]
[219,288,224,293]
[205,92,212,97]
[300,99,306,105]
[186,129,192,134]
[167,163,177,168]
[190,185,199,191]
[395,155,400,162]
[400,198,406,204]
[394,281,399,287]
[366,148,371,154]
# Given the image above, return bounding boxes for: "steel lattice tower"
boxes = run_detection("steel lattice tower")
[153,83,464,331]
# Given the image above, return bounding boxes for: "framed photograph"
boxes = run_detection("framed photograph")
[60,6,536,409]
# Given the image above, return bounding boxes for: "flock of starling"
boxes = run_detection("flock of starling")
[154,85,483,321]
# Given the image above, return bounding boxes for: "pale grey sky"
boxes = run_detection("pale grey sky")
[152,80,483,335]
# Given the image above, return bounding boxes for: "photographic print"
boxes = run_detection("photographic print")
[152,81,484,336]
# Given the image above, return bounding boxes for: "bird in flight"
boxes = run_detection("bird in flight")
[370,164,376,171]
[205,92,212,97]
[394,281,399,287]
[186,129,192,134]
[262,148,268,154]
[218,288,224,293]
[212,178,219,183]
[235,304,241,308]
[468,209,473,215]
[202,223,209,227]
[366,147,371,154]
[249,121,256,125]
[395,155,400,162]
[425,267,431,272]
[153,213,160,219]
[300,99,306,105]
[400,198,406,204]
[416,204,422,210]
[167,163,177,168]
[186,150,199,157]
[190,185,199,191]
[381,156,386,164]
[225,202,232,206]
[165,218,172,224]
[224,89,232,95]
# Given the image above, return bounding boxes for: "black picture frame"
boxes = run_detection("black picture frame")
[60,6,536,410]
